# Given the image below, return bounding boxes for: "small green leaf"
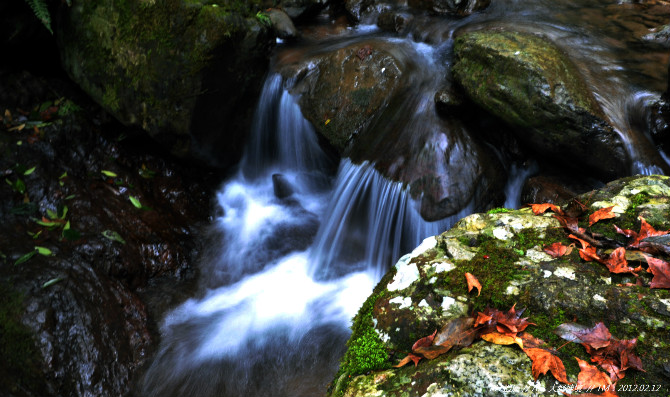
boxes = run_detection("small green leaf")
[35,219,58,227]
[60,205,68,219]
[42,277,63,289]
[129,195,142,209]
[46,208,58,219]
[15,251,36,265]
[65,194,76,200]
[101,170,118,178]
[64,220,71,230]
[23,166,37,175]
[27,230,43,239]
[59,172,68,179]
[102,230,126,244]
[35,246,52,256]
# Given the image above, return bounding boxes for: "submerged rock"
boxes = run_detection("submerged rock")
[452,30,630,179]
[330,174,670,396]
[56,0,275,168]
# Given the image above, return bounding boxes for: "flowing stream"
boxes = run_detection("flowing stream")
[138,0,668,395]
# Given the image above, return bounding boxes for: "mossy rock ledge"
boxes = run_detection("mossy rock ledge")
[330,174,670,397]
[452,30,630,179]
[56,0,275,167]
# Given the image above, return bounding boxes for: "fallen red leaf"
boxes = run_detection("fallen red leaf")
[643,255,670,289]
[530,203,564,215]
[412,329,437,351]
[394,353,423,367]
[477,304,534,336]
[579,246,601,262]
[523,347,570,384]
[543,242,572,258]
[465,272,481,296]
[602,247,637,274]
[589,206,617,226]
[554,214,580,233]
[575,357,612,390]
[627,217,669,248]
[555,322,611,349]
[519,332,547,349]
[584,337,644,381]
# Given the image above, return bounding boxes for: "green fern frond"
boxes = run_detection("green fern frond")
[24,0,52,34]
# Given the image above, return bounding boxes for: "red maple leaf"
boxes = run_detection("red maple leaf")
[523,347,570,384]
[624,217,669,248]
[575,357,613,390]
[644,255,670,289]
[601,247,637,274]
[554,214,580,233]
[589,206,617,226]
[543,242,572,258]
[584,338,644,381]
[530,203,564,216]
[471,305,534,337]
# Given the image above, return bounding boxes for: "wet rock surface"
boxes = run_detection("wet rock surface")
[453,30,631,179]
[330,175,670,396]
[0,70,216,397]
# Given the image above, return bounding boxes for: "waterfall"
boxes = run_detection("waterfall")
[138,73,455,397]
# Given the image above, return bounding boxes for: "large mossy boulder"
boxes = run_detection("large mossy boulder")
[452,30,630,179]
[330,174,670,396]
[56,0,275,167]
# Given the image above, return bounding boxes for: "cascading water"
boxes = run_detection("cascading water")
[138,0,669,395]
[138,72,454,397]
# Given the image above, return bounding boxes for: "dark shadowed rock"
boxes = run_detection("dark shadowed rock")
[377,11,413,33]
[272,173,296,198]
[279,0,329,21]
[265,8,299,39]
[56,0,275,168]
[408,0,490,16]
[0,71,214,397]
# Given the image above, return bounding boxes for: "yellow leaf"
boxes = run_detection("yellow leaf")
[325,119,331,125]
[481,332,524,349]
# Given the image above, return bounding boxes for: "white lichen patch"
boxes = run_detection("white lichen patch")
[419,299,429,308]
[600,276,611,285]
[389,296,412,309]
[543,270,552,278]
[493,226,513,240]
[432,261,456,273]
[428,276,437,284]
[591,198,627,214]
[388,257,420,291]
[593,294,607,304]
[553,267,576,280]
[526,247,552,263]
[659,298,670,312]
[441,296,456,310]
[506,285,520,295]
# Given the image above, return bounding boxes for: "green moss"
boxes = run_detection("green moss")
[486,207,512,214]
[437,239,522,313]
[506,227,569,256]
[0,282,43,394]
[330,289,392,396]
